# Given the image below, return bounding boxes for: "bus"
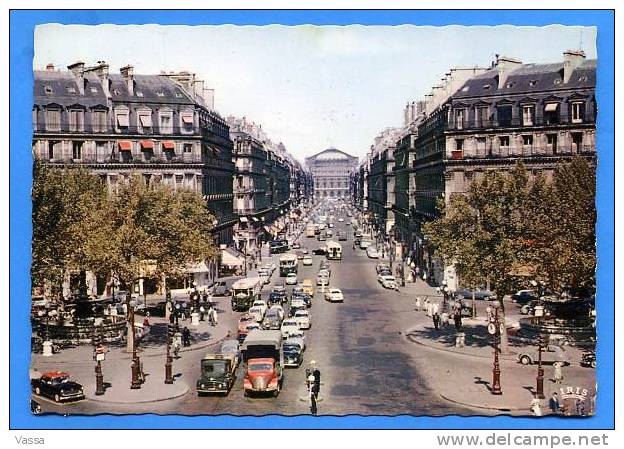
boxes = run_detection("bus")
[231,277,264,312]
[279,254,298,276]
[305,224,316,238]
[326,241,342,260]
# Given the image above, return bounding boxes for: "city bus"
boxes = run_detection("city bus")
[326,241,342,260]
[231,277,264,312]
[279,253,298,276]
[305,224,316,238]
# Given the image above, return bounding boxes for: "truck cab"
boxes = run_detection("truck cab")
[242,330,284,397]
[196,353,237,395]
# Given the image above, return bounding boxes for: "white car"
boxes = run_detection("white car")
[290,298,306,310]
[293,310,311,329]
[269,305,285,321]
[378,275,398,290]
[285,330,307,350]
[366,246,380,259]
[317,275,329,286]
[303,256,313,266]
[252,300,268,316]
[281,319,300,339]
[338,217,344,222]
[318,268,331,278]
[248,306,265,322]
[285,273,298,285]
[325,288,344,302]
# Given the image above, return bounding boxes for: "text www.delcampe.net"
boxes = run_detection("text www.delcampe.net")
[436,433,609,447]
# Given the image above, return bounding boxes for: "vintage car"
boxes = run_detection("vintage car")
[283,342,304,368]
[302,279,315,297]
[281,319,300,339]
[516,345,569,366]
[302,256,313,266]
[293,309,312,329]
[31,372,85,403]
[378,275,398,290]
[580,351,596,368]
[325,288,344,303]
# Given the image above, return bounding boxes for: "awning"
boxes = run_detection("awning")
[140,140,154,149]
[118,141,132,151]
[162,141,175,150]
[185,261,210,274]
[139,114,152,127]
[181,114,194,124]
[221,248,245,267]
[544,103,559,112]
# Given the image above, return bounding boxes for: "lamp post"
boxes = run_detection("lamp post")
[92,326,106,396]
[165,323,174,384]
[531,279,546,399]
[438,281,450,311]
[127,292,142,389]
[490,299,503,395]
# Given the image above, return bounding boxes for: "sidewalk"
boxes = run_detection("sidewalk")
[403,297,595,415]
[31,314,232,404]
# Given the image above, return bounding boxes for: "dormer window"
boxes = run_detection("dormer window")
[553,79,562,85]
[483,84,491,90]
[175,92,183,98]
[529,80,538,87]
[578,75,588,82]
[113,89,121,95]
[44,86,53,94]
[66,86,76,93]
[90,87,98,94]
[506,82,516,88]
[156,92,165,97]
[136,91,144,97]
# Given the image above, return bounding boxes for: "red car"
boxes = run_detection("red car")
[31,371,85,403]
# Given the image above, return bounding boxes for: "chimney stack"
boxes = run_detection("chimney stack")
[67,62,85,94]
[46,63,55,71]
[120,65,134,95]
[496,55,522,89]
[89,61,110,97]
[563,49,586,83]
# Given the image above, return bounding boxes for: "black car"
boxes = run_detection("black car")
[283,343,304,367]
[580,352,596,368]
[512,290,538,304]
[456,288,496,301]
[312,248,327,256]
[268,292,285,305]
[31,372,85,403]
[292,292,312,308]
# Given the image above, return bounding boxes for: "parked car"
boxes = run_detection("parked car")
[366,246,380,259]
[283,342,304,367]
[580,351,596,368]
[516,345,569,366]
[513,289,538,304]
[285,273,297,285]
[376,262,391,274]
[455,288,496,301]
[378,275,398,290]
[31,372,85,403]
[210,280,231,297]
[325,288,344,303]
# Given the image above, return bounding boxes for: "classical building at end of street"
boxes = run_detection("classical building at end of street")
[305,148,358,200]
[353,49,596,289]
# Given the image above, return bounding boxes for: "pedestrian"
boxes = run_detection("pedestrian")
[530,397,543,416]
[173,330,182,358]
[553,361,564,384]
[422,271,427,284]
[454,313,462,331]
[432,312,440,330]
[432,302,440,316]
[576,399,586,416]
[211,307,219,325]
[441,312,449,327]
[415,297,422,311]
[549,392,560,414]
[182,326,191,347]
[199,304,205,321]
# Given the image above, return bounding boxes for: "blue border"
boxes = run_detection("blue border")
[10,9,614,430]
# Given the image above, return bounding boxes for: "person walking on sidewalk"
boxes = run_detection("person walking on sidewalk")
[199,304,205,321]
[549,392,561,414]
[530,397,543,416]
[454,312,462,331]
[211,307,219,325]
[173,330,182,358]
[553,362,564,384]
[182,326,191,347]
[432,312,440,331]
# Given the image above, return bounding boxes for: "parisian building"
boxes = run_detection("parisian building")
[227,116,311,260]
[32,61,235,294]
[305,148,358,200]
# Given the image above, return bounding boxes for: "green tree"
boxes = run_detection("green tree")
[31,162,109,300]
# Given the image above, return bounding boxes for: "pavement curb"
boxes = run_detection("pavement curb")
[439,393,530,413]
[86,384,190,404]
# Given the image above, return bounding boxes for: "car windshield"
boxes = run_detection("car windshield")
[295,312,308,317]
[201,360,228,378]
[331,289,341,294]
[48,376,69,385]
[283,321,297,327]
[283,344,299,352]
[248,363,273,372]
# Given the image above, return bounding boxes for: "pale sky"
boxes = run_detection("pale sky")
[34,24,596,162]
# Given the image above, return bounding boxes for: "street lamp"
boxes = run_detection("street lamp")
[126,292,142,389]
[438,281,450,311]
[489,299,503,395]
[165,323,174,384]
[530,279,546,399]
[92,326,107,396]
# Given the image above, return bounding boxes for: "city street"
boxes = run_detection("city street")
[33,218,469,416]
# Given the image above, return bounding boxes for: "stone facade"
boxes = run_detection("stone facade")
[305,148,358,199]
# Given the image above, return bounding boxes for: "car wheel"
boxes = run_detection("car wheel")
[54,394,60,402]
[520,355,532,365]
[591,360,596,368]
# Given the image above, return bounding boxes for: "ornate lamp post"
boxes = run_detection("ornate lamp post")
[489,299,503,395]
[165,323,174,384]
[92,326,107,396]
[126,292,142,389]
[531,279,546,399]
[438,281,450,311]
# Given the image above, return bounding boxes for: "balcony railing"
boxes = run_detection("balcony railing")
[449,114,593,131]
[447,145,595,160]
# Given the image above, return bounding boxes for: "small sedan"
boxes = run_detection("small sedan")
[248,306,265,322]
[31,372,85,403]
[293,309,312,329]
[285,273,298,285]
[283,343,304,367]
[303,256,313,266]
[325,288,344,303]
[366,246,380,259]
[285,330,307,351]
[379,275,398,290]
[281,319,300,339]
